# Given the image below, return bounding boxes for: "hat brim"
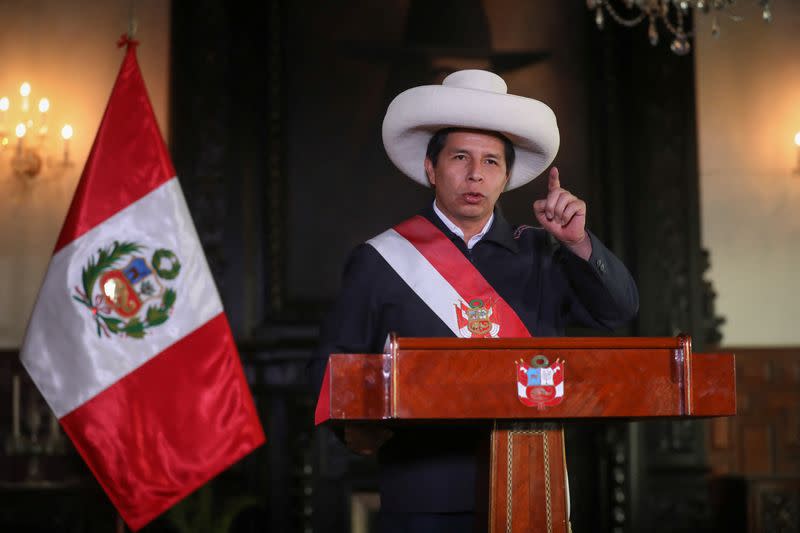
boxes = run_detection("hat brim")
[382,85,560,191]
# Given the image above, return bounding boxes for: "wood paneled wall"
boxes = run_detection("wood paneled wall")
[708,347,800,476]
[706,347,800,532]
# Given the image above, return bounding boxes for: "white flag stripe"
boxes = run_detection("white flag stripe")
[21,178,223,418]
[368,229,462,336]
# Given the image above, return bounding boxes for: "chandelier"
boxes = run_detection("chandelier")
[0,82,74,179]
[587,0,773,55]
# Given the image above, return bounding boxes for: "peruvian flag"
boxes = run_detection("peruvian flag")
[19,38,265,530]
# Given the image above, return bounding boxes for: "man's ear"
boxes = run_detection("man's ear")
[424,157,436,187]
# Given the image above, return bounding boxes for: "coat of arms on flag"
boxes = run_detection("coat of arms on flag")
[455,297,500,338]
[72,241,180,338]
[516,355,565,409]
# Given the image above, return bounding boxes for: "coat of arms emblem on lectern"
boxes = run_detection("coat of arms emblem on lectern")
[516,355,565,409]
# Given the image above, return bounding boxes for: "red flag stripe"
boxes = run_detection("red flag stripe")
[60,312,265,531]
[393,215,532,337]
[54,44,175,253]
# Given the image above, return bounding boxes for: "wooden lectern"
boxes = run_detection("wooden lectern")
[316,335,736,533]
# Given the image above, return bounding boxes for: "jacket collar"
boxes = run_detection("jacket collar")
[420,204,520,254]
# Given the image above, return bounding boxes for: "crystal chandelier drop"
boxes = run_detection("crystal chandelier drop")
[587,0,773,56]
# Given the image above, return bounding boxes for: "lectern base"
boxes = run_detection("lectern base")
[489,422,570,533]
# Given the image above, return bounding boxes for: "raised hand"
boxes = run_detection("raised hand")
[533,167,592,260]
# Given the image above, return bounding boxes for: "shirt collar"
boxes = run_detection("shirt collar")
[420,203,520,254]
[432,201,494,250]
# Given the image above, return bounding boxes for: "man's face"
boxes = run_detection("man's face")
[424,130,510,227]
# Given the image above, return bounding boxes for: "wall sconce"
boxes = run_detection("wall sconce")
[0,82,73,180]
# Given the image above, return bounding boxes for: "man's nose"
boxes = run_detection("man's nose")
[467,161,483,181]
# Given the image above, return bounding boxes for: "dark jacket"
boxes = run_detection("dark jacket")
[311,206,638,512]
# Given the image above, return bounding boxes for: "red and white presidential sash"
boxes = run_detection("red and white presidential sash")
[368,215,532,339]
[315,215,532,424]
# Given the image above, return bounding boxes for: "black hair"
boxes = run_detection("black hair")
[425,127,515,173]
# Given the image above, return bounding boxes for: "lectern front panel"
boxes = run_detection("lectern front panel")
[393,348,680,419]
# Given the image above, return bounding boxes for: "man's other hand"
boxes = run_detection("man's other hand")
[344,425,394,455]
[533,167,592,260]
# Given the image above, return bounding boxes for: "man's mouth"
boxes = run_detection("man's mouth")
[463,192,484,204]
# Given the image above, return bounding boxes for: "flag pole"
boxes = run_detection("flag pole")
[117,14,132,533]
[127,0,138,40]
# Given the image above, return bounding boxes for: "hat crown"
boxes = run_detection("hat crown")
[442,69,507,94]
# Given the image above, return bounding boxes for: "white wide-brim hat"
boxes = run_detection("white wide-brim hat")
[382,69,560,191]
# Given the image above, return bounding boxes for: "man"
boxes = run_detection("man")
[312,70,638,532]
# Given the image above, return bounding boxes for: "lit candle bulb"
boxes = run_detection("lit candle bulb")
[61,123,73,164]
[794,132,800,174]
[0,97,8,147]
[38,98,50,138]
[0,96,8,124]
[15,122,26,155]
[20,82,31,112]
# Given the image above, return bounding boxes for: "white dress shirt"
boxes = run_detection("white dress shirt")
[432,201,494,250]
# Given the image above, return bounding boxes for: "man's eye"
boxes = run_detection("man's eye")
[454,154,466,160]
[486,159,498,165]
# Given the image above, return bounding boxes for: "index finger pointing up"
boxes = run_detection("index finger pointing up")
[548,166,560,191]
